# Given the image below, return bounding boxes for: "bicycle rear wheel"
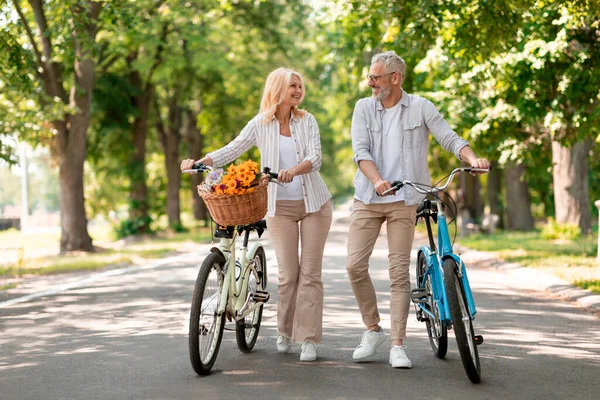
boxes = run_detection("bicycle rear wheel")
[443,258,481,383]
[236,246,266,353]
[189,253,226,375]
[416,252,447,358]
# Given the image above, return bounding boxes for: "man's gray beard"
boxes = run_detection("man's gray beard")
[373,87,390,102]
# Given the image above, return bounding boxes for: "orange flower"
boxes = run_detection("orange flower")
[205,159,261,196]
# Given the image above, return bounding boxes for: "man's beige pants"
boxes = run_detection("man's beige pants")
[267,199,332,343]
[346,199,416,340]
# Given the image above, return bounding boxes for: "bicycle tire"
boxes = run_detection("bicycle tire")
[236,246,266,353]
[443,258,481,383]
[189,253,227,375]
[416,252,448,358]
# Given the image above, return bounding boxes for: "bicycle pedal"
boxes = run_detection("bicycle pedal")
[410,288,428,304]
[252,290,270,303]
[474,335,484,345]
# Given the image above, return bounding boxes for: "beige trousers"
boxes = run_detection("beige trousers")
[266,199,332,343]
[346,199,416,340]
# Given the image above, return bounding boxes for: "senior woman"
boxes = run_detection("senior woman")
[180,67,332,362]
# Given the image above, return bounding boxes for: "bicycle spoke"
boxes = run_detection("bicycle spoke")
[197,265,222,363]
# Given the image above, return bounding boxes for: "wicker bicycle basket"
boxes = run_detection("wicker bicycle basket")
[197,174,269,226]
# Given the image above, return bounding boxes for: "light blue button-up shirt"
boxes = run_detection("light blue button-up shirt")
[351,90,469,205]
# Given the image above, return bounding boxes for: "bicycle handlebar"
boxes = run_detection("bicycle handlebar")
[382,167,491,196]
[182,162,212,174]
[182,163,280,183]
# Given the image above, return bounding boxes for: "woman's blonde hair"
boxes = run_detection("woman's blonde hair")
[260,67,307,123]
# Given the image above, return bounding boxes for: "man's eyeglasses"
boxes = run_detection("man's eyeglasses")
[366,72,396,82]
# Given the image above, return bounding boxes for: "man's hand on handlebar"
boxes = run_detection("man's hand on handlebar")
[375,179,394,196]
[468,158,491,174]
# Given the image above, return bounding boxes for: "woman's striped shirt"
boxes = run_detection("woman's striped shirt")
[206,112,332,216]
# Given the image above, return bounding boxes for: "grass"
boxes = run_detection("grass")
[458,230,600,294]
[574,279,600,293]
[0,282,18,290]
[0,226,213,280]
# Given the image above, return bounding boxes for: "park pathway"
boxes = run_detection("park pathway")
[1,210,599,399]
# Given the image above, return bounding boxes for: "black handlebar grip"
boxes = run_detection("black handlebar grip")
[192,162,206,171]
[390,180,404,189]
[262,167,279,180]
[464,166,492,173]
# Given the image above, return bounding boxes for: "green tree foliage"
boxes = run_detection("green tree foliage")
[2,0,598,242]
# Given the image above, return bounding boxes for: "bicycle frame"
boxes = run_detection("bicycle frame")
[393,166,487,382]
[417,200,477,326]
[182,163,266,322]
[213,229,264,321]
[384,167,487,327]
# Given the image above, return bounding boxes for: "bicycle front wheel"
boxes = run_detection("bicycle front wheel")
[416,252,447,358]
[236,246,266,353]
[443,258,481,383]
[189,253,226,375]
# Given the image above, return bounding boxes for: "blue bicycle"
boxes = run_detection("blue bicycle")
[384,167,489,383]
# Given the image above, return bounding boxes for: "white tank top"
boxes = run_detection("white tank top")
[277,135,304,200]
[371,101,405,204]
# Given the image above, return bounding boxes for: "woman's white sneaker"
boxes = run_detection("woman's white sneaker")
[300,341,317,361]
[276,335,292,353]
[352,328,387,360]
[389,345,412,368]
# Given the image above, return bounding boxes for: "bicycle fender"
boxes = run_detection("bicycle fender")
[247,242,263,261]
[442,253,477,318]
[442,253,461,265]
[248,242,267,288]
[210,247,226,259]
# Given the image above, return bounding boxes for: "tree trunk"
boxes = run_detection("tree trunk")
[127,66,152,234]
[486,162,504,229]
[157,96,183,228]
[59,148,93,252]
[552,139,592,234]
[504,163,534,231]
[458,167,483,235]
[184,108,208,221]
[165,131,182,228]
[59,19,98,252]
[27,0,101,252]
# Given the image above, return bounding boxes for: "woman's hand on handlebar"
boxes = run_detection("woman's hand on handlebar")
[180,159,196,172]
[180,156,213,172]
[277,169,296,183]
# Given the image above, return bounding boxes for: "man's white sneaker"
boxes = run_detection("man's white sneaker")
[300,341,317,362]
[352,328,387,360]
[389,345,412,368]
[276,336,291,353]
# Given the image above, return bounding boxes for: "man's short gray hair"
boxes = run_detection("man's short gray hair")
[371,51,406,84]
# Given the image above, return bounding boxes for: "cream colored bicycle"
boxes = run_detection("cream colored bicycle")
[183,163,273,375]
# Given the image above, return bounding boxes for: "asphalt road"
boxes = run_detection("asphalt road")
[1,213,599,400]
